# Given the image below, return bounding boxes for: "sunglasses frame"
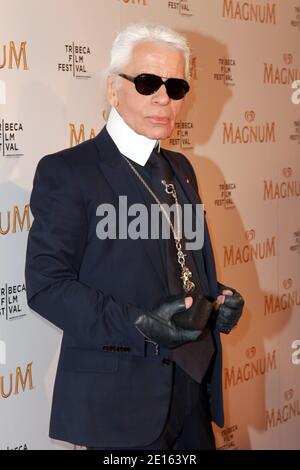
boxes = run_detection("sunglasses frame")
[118,73,190,100]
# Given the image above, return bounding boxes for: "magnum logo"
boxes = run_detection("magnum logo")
[0,41,29,70]
[224,230,276,266]
[264,168,300,200]
[223,111,276,144]
[264,279,300,315]
[69,123,96,147]
[122,0,147,4]
[0,362,34,399]
[264,54,300,85]
[224,348,277,389]
[222,0,277,24]
[0,205,31,235]
[0,120,24,158]
[265,389,300,429]
[58,44,91,79]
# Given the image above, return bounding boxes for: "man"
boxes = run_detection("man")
[25,23,244,450]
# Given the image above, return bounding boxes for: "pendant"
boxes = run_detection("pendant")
[181,266,195,293]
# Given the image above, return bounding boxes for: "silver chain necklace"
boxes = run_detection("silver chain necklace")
[121,153,195,293]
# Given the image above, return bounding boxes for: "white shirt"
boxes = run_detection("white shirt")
[106,107,160,167]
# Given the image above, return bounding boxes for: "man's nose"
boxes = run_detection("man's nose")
[152,84,170,105]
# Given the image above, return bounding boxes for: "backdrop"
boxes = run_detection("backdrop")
[1,0,299,450]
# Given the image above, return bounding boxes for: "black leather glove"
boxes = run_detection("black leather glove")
[215,283,245,334]
[172,291,213,332]
[134,295,201,349]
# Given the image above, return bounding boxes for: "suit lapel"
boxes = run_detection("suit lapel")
[94,128,168,293]
[161,149,201,210]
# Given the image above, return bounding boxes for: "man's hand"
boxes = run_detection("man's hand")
[214,283,245,334]
[134,295,201,349]
[172,291,214,331]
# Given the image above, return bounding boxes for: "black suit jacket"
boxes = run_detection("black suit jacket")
[25,127,224,447]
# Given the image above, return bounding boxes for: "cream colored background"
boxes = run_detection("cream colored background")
[0,0,299,450]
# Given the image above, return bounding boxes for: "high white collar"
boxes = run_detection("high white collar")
[106,107,159,167]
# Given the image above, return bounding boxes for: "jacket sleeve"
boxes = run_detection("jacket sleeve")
[25,154,145,354]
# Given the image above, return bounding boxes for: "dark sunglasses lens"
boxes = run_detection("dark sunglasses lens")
[135,75,162,95]
[166,79,190,100]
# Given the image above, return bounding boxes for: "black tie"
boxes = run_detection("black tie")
[147,149,182,296]
[148,149,173,201]
[147,149,215,384]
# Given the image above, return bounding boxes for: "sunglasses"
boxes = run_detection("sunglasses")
[118,73,190,100]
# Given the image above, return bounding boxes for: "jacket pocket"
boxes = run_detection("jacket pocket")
[61,347,118,373]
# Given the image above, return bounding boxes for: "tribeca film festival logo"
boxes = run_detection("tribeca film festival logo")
[58,43,91,79]
[264,278,300,316]
[222,0,277,24]
[291,5,300,31]
[0,283,27,321]
[264,53,300,85]
[0,41,29,71]
[214,57,236,86]
[167,57,197,150]
[214,182,236,209]
[167,0,193,16]
[264,167,300,201]
[290,117,300,143]
[265,389,300,429]
[224,346,277,389]
[223,229,276,267]
[0,120,24,158]
[168,120,194,149]
[290,229,300,254]
[217,425,238,450]
[222,111,276,144]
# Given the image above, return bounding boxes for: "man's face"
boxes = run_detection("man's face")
[107,41,187,140]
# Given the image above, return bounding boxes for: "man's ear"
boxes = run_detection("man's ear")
[106,76,119,107]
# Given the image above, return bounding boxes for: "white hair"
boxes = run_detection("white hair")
[107,23,190,80]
